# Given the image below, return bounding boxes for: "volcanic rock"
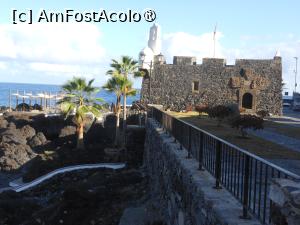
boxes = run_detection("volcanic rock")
[28,132,47,148]
[19,125,36,140]
[7,122,16,129]
[0,142,36,171]
[59,126,77,138]
[0,118,8,129]
[0,128,27,145]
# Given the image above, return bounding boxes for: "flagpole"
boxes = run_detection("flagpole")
[213,23,217,58]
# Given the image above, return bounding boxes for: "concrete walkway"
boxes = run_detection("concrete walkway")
[268,117,300,128]
[268,159,300,175]
[248,128,300,152]
[0,163,126,193]
[248,126,300,175]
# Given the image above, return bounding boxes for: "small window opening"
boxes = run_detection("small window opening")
[192,81,200,92]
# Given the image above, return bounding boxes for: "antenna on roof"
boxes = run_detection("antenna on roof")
[213,23,217,58]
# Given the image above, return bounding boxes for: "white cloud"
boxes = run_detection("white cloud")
[162,31,300,94]
[0,23,105,64]
[0,62,6,70]
[29,62,79,73]
[163,31,224,63]
[0,23,109,85]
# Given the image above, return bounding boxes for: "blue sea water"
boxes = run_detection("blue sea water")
[0,82,140,107]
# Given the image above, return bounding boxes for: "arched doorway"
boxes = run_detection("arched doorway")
[242,93,253,109]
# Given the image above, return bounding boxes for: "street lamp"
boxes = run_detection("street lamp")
[140,52,153,103]
[294,57,298,93]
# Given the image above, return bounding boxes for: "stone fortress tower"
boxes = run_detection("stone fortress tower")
[148,23,162,55]
[139,25,283,115]
[139,23,163,70]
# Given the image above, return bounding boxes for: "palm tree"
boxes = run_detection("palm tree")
[107,56,142,136]
[58,77,103,150]
[103,72,136,146]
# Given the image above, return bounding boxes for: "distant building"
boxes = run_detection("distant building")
[139,25,283,115]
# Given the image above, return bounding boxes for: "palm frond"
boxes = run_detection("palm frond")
[58,77,104,122]
[134,71,145,78]
[126,89,137,96]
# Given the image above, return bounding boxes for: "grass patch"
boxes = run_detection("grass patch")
[167,111,300,160]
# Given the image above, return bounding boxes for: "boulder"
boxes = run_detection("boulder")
[0,128,27,145]
[29,132,47,148]
[59,126,77,138]
[0,142,36,171]
[7,122,16,129]
[19,125,36,140]
[29,114,72,140]
[0,118,8,129]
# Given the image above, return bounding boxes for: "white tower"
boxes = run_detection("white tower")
[139,23,163,69]
[148,23,162,55]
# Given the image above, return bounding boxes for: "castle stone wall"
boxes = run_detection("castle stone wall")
[141,56,282,115]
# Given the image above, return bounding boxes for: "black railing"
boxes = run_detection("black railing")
[150,106,300,224]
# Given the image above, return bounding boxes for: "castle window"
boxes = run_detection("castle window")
[192,81,200,93]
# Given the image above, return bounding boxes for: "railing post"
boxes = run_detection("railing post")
[214,140,222,189]
[151,106,154,118]
[167,115,171,136]
[241,155,251,219]
[173,118,177,143]
[187,126,192,158]
[199,132,204,170]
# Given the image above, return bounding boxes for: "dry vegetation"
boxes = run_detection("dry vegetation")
[167,111,300,160]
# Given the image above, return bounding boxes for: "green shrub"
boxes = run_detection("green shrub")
[207,105,233,126]
[231,114,264,138]
[195,105,209,116]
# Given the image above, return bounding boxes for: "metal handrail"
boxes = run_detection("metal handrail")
[167,111,300,180]
[150,106,300,224]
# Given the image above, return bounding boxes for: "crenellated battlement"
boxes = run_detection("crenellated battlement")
[168,56,281,67]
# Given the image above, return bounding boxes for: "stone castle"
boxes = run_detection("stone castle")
[139,24,282,115]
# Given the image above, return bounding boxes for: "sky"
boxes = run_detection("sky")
[0,0,299,93]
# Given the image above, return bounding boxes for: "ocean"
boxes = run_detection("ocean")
[0,82,140,107]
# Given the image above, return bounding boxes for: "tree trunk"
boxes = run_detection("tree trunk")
[241,127,248,138]
[138,112,141,126]
[77,123,85,149]
[122,94,127,144]
[114,111,120,146]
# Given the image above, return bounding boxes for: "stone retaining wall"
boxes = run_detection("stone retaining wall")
[269,179,300,225]
[144,118,261,225]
